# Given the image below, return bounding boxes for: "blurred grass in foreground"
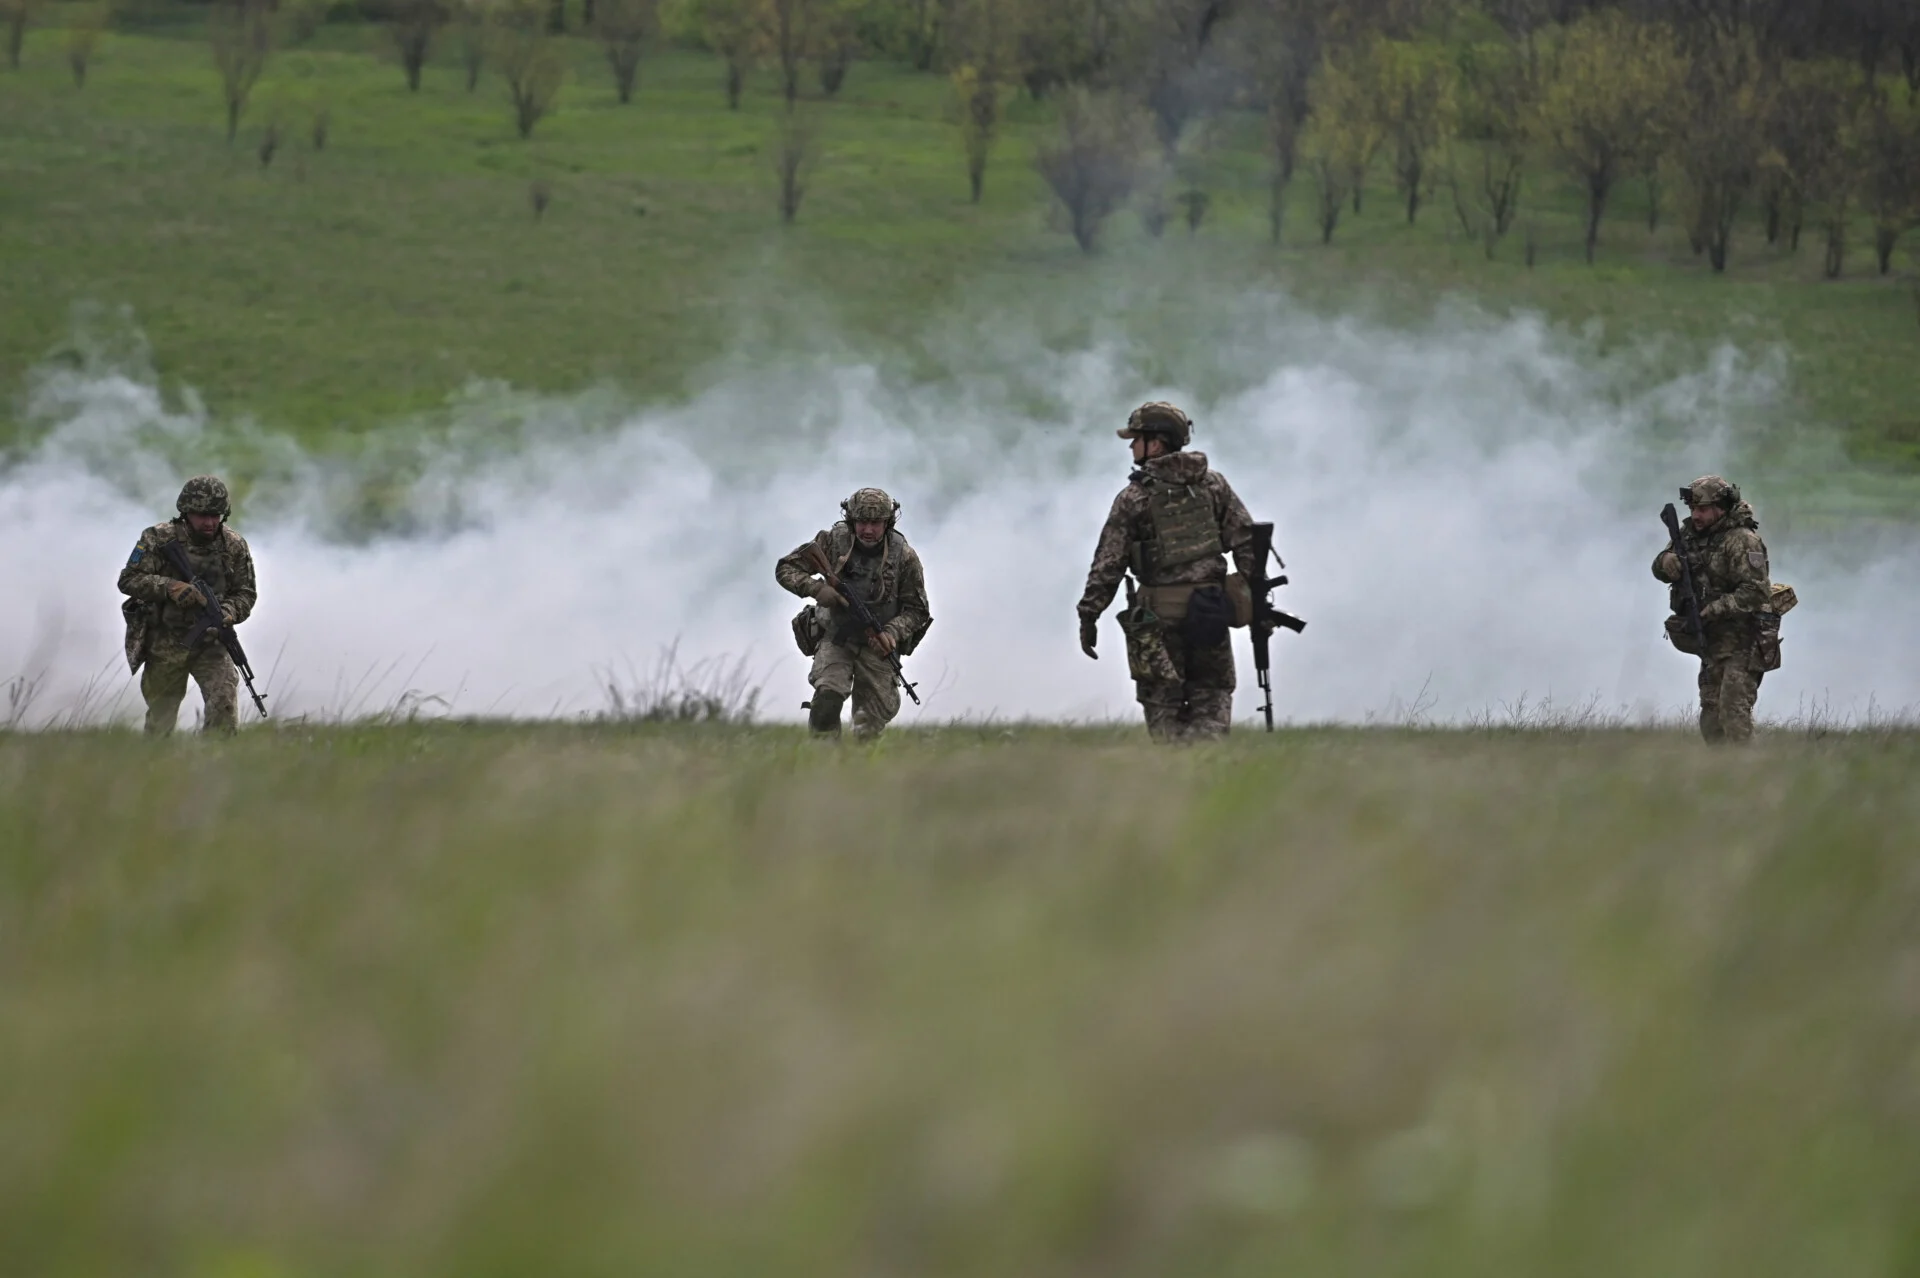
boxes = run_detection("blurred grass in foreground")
[4,723,1919,1276]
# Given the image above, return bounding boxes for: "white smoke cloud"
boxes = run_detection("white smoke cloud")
[4,297,1916,728]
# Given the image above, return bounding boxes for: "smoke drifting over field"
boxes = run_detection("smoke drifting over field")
[4,299,1917,727]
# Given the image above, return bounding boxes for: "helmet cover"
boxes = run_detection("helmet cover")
[176,475,231,518]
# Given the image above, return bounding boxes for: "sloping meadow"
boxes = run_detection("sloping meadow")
[4,723,1918,1276]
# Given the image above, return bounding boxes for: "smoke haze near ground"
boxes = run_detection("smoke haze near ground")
[4,296,1916,728]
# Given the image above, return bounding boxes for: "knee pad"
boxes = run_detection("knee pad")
[807,691,845,735]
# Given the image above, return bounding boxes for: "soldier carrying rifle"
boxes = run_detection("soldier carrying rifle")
[118,475,265,736]
[776,487,933,739]
[1653,474,1794,745]
[1077,401,1301,742]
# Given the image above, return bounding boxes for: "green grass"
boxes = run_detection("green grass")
[2,13,1917,477]
[4,723,1919,1275]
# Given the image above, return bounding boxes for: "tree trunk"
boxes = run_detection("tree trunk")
[1824,221,1845,278]
[969,164,983,204]
[1405,181,1419,224]
[227,97,242,143]
[726,61,742,109]
[1763,189,1781,244]
[1876,224,1899,274]
[6,15,24,69]
[582,0,595,27]
[1269,172,1288,245]
[1584,183,1607,264]
[547,0,564,33]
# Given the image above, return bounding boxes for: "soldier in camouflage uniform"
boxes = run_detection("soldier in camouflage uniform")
[118,476,259,736]
[1078,402,1261,742]
[1653,474,1779,745]
[775,487,932,739]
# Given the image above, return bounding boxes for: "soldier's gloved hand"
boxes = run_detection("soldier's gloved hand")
[166,580,206,609]
[1658,551,1681,581]
[220,603,238,626]
[870,630,896,657]
[814,583,848,610]
[1079,616,1099,660]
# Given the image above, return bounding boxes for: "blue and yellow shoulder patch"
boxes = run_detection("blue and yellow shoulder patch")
[126,546,143,567]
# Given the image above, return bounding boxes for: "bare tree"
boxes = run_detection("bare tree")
[1,0,37,71]
[392,0,444,92]
[814,0,855,95]
[774,109,813,222]
[1674,33,1773,272]
[1448,35,1535,256]
[454,0,491,90]
[1381,41,1453,223]
[949,0,1016,203]
[594,0,656,103]
[951,64,999,203]
[1236,0,1325,244]
[1863,94,1920,273]
[694,0,757,109]
[67,4,107,87]
[1034,88,1142,252]
[496,10,564,138]
[210,0,272,143]
[765,0,813,107]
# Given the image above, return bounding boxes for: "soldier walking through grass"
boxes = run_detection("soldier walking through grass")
[776,488,932,739]
[1077,402,1264,742]
[118,475,259,736]
[1653,474,1794,745]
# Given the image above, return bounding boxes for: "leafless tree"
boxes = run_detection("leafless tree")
[210,0,272,143]
[497,12,564,138]
[1,0,37,71]
[774,109,813,222]
[1034,88,1142,252]
[594,0,656,103]
[392,0,444,92]
[67,5,107,87]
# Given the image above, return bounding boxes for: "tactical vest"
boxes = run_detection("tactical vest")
[1134,474,1223,583]
[827,524,902,628]
[157,528,234,633]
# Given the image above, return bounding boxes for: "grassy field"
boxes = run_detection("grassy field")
[2,11,1917,473]
[4,723,1920,1276]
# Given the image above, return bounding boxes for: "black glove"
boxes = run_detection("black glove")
[1079,616,1099,660]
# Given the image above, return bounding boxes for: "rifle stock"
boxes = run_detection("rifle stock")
[801,543,921,706]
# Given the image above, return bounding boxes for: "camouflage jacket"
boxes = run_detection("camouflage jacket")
[1652,501,1772,632]
[119,519,259,637]
[1078,450,1260,620]
[775,523,932,651]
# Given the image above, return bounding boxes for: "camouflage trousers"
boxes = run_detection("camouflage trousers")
[1137,625,1236,743]
[141,633,238,736]
[1698,656,1763,745]
[809,639,901,738]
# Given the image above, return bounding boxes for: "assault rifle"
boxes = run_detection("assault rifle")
[1660,503,1707,654]
[159,539,269,719]
[802,543,921,706]
[1246,521,1306,732]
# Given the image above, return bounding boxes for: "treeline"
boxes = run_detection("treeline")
[6,0,1918,268]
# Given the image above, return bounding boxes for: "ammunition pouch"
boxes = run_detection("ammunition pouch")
[1183,585,1234,649]
[1664,614,1704,656]
[122,597,152,675]
[1117,593,1179,684]
[1752,611,1782,673]
[1224,573,1253,627]
[791,603,826,657]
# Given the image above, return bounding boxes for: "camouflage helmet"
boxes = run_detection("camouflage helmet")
[1117,400,1193,449]
[841,486,900,528]
[176,475,231,518]
[1680,474,1740,510]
